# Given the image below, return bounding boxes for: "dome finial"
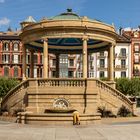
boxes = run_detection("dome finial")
[67,8,72,13]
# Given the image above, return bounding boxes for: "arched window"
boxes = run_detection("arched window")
[3,42,9,51]
[4,67,9,77]
[14,67,18,77]
[13,43,19,51]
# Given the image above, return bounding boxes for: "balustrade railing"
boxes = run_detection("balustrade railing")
[96,79,134,110]
[1,80,29,106]
[38,78,85,87]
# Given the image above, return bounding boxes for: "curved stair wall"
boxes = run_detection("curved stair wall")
[96,79,135,114]
[1,80,29,113]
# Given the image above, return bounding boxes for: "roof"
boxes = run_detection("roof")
[116,33,131,43]
[0,31,20,40]
[24,16,36,23]
[51,9,81,20]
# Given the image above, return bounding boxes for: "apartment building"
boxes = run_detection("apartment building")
[123,27,140,77]
[0,29,132,79]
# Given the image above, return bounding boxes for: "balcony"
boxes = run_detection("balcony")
[97,53,107,59]
[97,65,107,71]
[89,56,94,61]
[115,65,128,71]
[118,53,128,59]
[134,69,140,77]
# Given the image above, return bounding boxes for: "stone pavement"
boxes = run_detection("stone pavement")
[1,120,140,140]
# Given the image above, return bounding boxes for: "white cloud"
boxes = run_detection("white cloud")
[0,0,5,3]
[0,17,10,26]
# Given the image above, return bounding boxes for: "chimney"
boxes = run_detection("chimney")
[119,27,123,35]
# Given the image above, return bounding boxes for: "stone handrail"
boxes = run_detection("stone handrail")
[1,80,29,107]
[96,79,134,111]
[38,78,86,87]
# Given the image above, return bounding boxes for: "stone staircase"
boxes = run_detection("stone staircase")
[1,78,136,124]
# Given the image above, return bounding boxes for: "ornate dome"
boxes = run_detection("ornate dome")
[51,9,81,20]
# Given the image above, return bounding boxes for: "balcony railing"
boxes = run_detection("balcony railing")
[115,65,128,70]
[97,65,107,70]
[118,53,128,59]
[97,53,107,59]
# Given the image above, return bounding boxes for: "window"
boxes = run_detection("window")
[69,59,74,66]
[3,42,9,51]
[52,59,56,66]
[13,43,19,51]
[100,52,104,56]
[40,55,43,64]
[26,68,30,77]
[13,55,19,63]
[52,71,56,77]
[89,71,94,78]
[134,44,139,52]
[4,67,9,77]
[134,67,139,76]
[121,59,126,68]
[100,71,104,78]
[68,71,73,78]
[121,71,126,77]
[89,55,94,60]
[2,54,10,63]
[134,54,139,63]
[26,55,30,63]
[90,61,93,69]
[100,59,105,68]
[120,48,126,56]
[40,68,43,77]
[14,67,18,77]
[34,68,37,78]
[77,72,83,78]
[34,54,38,64]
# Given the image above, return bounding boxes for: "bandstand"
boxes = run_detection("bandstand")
[20,9,116,81]
[1,9,135,125]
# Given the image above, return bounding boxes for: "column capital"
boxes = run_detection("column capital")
[42,37,48,42]
[110,42,116,47]
[82,36,89,41]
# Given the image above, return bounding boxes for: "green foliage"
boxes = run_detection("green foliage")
[97,106,114,118]
[115,78,140,96]
[115,78,131,95]
[117,105,132,117]
[0,77,19,97]
[130,78,140,96]
[100,77,109,81]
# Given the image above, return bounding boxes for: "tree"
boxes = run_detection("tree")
[130,78,140,96]
[0,77,19,97]
[115,78,131,95]
[115,78,140,96]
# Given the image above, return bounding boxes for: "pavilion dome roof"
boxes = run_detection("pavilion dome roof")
[51,9,81,20]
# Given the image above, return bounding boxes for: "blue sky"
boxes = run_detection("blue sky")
[0,0,140,31]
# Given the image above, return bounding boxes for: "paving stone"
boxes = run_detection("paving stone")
[0,121,140,140]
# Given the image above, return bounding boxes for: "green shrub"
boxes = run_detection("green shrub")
[100,77,109,81]
[97,106,113,118]
[117,105,132,117]
[0,77,19,97]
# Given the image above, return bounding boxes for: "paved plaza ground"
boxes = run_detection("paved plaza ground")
[1,118,140,140]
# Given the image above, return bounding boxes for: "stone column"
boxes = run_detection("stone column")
[30,50,34,78]
[82,37,88,78]
[56,53,60,78]
[22,44,26,80]
[43,39,48,78]
[108,45,114,81]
